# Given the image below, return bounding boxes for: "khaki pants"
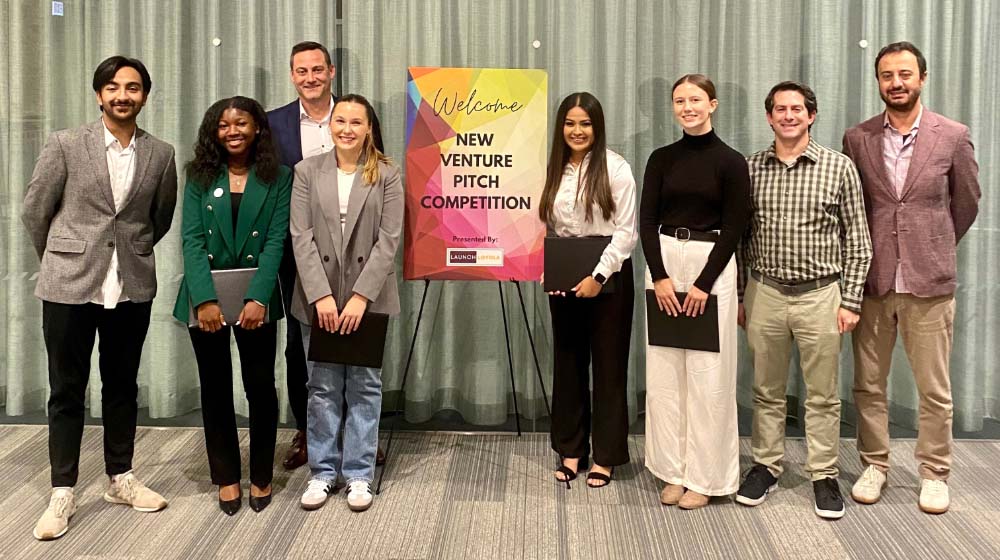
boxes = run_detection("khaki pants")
[745,277,843,480]
[852,291,955,481]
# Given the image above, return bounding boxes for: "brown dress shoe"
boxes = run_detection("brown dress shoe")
[660,484,684,505]
[678,490,710,510]
[375,445,386,466]
[282,430,308,470]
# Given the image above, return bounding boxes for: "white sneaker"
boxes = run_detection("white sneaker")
[105,471,167,512]
[919,479,950,514]
[347,481,373,512]
[33,488,76,541]
[301,479,334,510]
[851,465,888,504]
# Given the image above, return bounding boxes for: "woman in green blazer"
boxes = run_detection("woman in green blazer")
[172,96,291,515]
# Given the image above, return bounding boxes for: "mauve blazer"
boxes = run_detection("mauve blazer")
[289,150,403,324]
[842,109,980,298]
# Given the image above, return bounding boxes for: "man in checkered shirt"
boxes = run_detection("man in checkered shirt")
[734,81,872,520]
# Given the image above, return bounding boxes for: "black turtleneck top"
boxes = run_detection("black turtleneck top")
[639,129,751,292]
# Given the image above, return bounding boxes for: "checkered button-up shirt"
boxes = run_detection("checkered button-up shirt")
[738,139,872,313]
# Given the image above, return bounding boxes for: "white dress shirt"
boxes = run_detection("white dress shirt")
[300,98,335,159]
[92,119,136,308]
[551,149,638,279]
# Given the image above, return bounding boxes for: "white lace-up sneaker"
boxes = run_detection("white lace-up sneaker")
[347,481,373,512]
[851,465,888,504]
[33,487,76,540]
[919,479,950,514]
[301,479,335,510]
[105,471,167,512]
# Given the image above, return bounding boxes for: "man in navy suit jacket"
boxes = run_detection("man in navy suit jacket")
[268,41,384,471]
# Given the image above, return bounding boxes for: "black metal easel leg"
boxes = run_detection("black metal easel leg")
[514,281,569,488]
[512,281,552,418]
[498,281,522,436]
[376,278,431,495]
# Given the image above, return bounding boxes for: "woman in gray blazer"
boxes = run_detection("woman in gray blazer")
[289,94,403,513]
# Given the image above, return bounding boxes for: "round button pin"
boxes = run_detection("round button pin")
[214,188,224,198]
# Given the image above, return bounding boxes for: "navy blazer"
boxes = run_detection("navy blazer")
[267,98,385,170]
[267,100,305,169]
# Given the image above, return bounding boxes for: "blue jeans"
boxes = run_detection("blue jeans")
[300,321,382,485]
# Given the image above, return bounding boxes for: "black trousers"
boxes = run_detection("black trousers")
[42,300,152,487]
[548,260,634,466]
[189,323,278,488]
[278,243,308,431]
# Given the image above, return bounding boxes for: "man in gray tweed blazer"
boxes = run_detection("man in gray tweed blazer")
[21,56,178,541]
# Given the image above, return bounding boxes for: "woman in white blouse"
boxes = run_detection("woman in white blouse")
[538,92,638,488]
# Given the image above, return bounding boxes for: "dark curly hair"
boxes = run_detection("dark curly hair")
[185,96,281,188]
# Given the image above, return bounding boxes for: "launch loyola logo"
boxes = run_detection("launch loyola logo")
[447,248,504,267]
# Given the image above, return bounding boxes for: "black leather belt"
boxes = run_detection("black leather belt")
[750,270,839,295]
[660,226,720,242]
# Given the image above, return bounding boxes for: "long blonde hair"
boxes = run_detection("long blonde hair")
[337,94,391,184]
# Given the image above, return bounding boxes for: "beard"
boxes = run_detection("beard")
[101,101,141,123]
[881,88,921,112]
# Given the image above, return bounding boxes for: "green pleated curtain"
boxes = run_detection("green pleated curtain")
[2,0,998,431]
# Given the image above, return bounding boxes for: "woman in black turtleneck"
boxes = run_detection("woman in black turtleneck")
[639,74,750,509]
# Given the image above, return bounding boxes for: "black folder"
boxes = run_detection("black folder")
[543,236,615,293]
[645,290,720,352]
[188,268,268,327]
[307,311,390,368]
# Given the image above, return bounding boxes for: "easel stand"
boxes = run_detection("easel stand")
[376,279,552,494]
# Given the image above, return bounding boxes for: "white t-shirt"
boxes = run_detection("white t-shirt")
[337,168,356,233]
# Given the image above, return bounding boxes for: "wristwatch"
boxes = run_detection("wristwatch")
[593,273,607,285]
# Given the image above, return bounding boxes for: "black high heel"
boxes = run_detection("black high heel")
[249,485,272,512]
[218,486,242,516]
[554,457,589,487]
[586,466,614,488]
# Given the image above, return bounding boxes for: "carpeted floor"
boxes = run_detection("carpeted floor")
[1,425,998,559]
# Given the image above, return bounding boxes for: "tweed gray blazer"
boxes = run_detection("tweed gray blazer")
[21,119,178,304]
[289,150,404,324]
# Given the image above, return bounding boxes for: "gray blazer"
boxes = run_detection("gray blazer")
[289,150,404,324]
[21,119,178,304]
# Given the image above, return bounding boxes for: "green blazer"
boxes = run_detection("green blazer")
[172,165,292,324]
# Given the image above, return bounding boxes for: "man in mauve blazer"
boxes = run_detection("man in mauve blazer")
[267,40,386,470]
[21,56,177,541]
[842,42,981,515]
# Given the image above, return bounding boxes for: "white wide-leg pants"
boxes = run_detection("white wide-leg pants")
[644,233,739,496]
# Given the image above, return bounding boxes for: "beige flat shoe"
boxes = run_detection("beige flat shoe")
[660,484,684,505]
[678,490,710,510]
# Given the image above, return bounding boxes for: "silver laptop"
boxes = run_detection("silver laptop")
[187,268,268,327]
